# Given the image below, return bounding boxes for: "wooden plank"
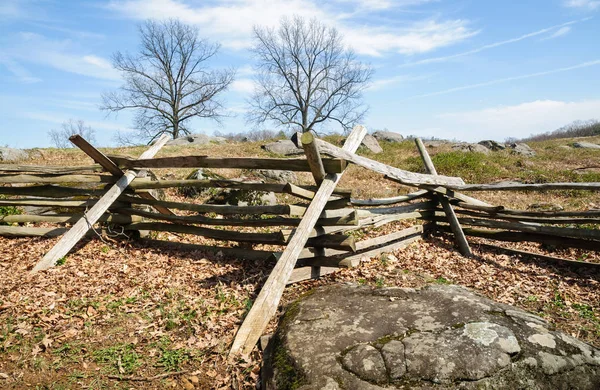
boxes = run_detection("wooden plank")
[31,135,170,273]
[69,135,174,216]
[0,213,138,224]
[447,182,600,192]
[350,189,430,206]
[229,124,367,357]
[0,164,102,174]
[415,138,472,257]
[108,155,346,173]
[0,185,110,198]
[118,194,300,216]
[436,225,600,251]
[124,222,356,250]
[300,131,326,185]
[0,174,115,184]
[355,201,436,218]
[455,202,600,218]
[451,209,600,224]
[314,138,465,187]
[420,185,492,207]
[117,207,355,227]
[433,216,600,241]
[0,198,129,208]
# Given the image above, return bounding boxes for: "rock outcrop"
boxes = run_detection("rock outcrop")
[262,140,304,156]
[0,147,29,162]
[573,142,600,149]
[478,140,506,151]
[361,134,383,154]
[452,143,491,154]
[508,143,536,156]
[166,134,226,146]
[373,131,404,143]
[263,284,600,389]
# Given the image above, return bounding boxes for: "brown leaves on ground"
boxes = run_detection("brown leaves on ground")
[1,226,598,389]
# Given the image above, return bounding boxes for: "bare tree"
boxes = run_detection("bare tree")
[248,17,372,134]
[48,119,96,148]
[101,19,234,143]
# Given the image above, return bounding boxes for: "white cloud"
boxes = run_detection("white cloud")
[0,55,41,83]
[404,59,600,100]
[438,99,600,141]
[23,111,129,132]
[543,26,572,40]
[401,18,588,67]
[366,73,431,91]
[563,0,600,10]
[4,32,120,81]
[106,0,477,56]
[230,78,255,93]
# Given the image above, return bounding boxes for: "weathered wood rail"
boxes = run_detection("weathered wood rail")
[1,130,599,357]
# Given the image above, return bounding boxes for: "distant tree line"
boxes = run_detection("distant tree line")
[508,120,600,143]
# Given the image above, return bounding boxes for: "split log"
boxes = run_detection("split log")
[108,155,346,173]
[351,189,430,206]
[0,213,138,224]
[124,222,355,251]
[0,174,115,184]
[313,138,465,187]
[229,124,367,357]
[31,135,170,273]
[69,134,173,216]
[283,183,351,201]
[436,225,600,251]
[0,198,128,208]
[451,209,600,224]
[118,208,356,227]
[415,138,471,256]
[432,215,600,241]
[455,202,600,218]
[0,185,111,198]
[0,164,102,174]
[355,201,436,218]
[447,182,600,192]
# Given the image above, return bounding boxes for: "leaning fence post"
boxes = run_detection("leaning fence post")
[31,135,171,273]
[415,138,472,257]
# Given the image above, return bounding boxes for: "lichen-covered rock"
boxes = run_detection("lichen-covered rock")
[478,140,505,151]
[0,147,29,162]
[166,133,226,146]
[262,140,304,155]
[508,143,536,156]
[263,284,600,389]
[452,143,490,154]
[177,168,225,198]
[573,141,600,149]
[361,134,383,154]
[252,169,298,184]
[373,131,404,143]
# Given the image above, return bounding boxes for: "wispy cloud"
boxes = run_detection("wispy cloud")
[542,26,571,40]
[400,18,589,67]
[106,0,477,56]
[0,55,41,83]
[3,32,120,81]
[563,0,600,10]
[366,73,431,91]
[23,111,128,132]
[404,59,600,100]
[230,78,255,94]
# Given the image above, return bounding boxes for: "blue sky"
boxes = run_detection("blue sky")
[1,0,599,148]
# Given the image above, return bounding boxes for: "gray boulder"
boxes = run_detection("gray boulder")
[361,134,383,154]
[452,143,491,154]
[373,131,404,143]
[478,140,506,151]
[508,143,536,157]
[573,142,600,149]
[262,140,304,155]
[263,284,600,389]
[177,168,225,198]
[166,134,226,146]
[252,169,298,184]
[0,147,29,162]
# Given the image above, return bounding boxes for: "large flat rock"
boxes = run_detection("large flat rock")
[263,284,600,389]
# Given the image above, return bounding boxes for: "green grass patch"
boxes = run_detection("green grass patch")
[92,343,141,375]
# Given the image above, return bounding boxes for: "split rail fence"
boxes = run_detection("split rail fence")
[0,126,599,357]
